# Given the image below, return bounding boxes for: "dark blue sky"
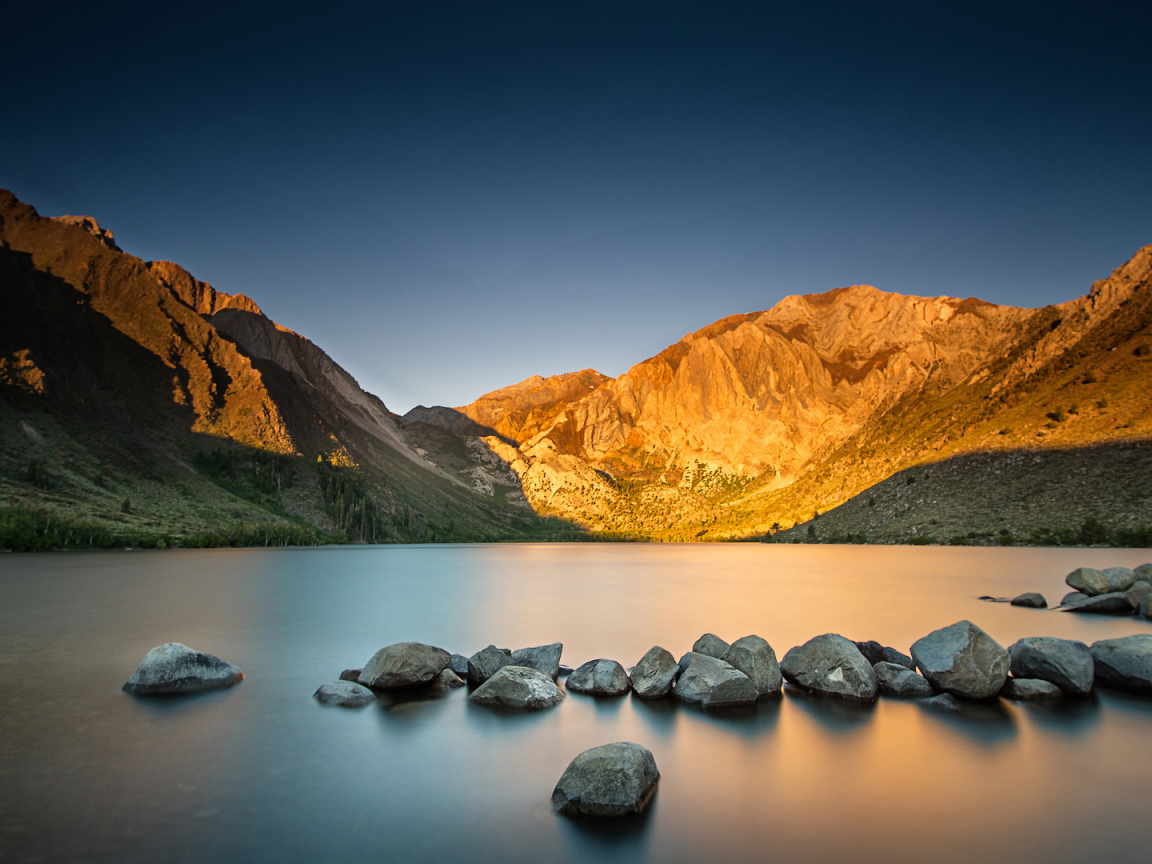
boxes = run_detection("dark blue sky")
[5,1,1151,412]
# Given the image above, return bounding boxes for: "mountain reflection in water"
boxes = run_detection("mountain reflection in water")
[2,544,1151,863]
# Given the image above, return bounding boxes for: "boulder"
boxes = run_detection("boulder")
[780,634,878,703]
[920,693,962,712]
[874,661,934,698]
[1060,591,1135,615]
[567,659,631,696]
[1059,591,1091,609]
[436,668,466,689]
[629,646,680,699]
[511,643,563,679]
[1141,594,1152,621]
[854,640,915,670]
[1126,581,1152,609]
[1135,563,1152,581]
[910,620,1009,700]
[1001,678,1061,700]
[339,668,362,682]
[692,633,731,660]
[314,680,376,707]
[358,642,450,690]
[1090,635,1152,693]
[468,666,565,709]
[1066,566,1136,596]
[673,652,757,707]
[558,665,575,676]
[467,645,513,684]
[447,654,470,677]
[1010,592,1047,609]
[551,742,659,817]
[725,635,783,696]
[1007,637,1094,695]
[122,643,244,695]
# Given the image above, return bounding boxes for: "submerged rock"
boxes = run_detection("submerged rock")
[1001,678,1061,700]
[874,661,934,698]
[1008,637,1094,695]
[567,659,631,696]
[551,742,659,817]
[855,640,915,670]
[1010,593,1047,609]
[468,666,565,709]
[780,634,878,703]
[511,643,563,679]
[1061,592,1135,615]
[1090,635,1152,693]
[359,642,450,690]
[692,633,731,660]
[1066,566,1136,596]
[467,645,513,685]
[920,693,962,712]
[910,620,1009,700]
[724,635,783,696]
[123,643,244,695]
[629,646,680,699]
[314,680,376,706]
[674,652,757,707]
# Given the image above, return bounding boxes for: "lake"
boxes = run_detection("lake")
[2,543,1151,863]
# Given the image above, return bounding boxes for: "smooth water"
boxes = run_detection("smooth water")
[2,544,1151,864]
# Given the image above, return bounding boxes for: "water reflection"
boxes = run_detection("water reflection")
[783,685,877,732]
[917,696,1018,744]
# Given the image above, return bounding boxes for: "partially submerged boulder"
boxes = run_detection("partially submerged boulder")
[358,642,450,690]
[339,668,362,682]
[123,643,244,695]
[1135,563,1152,581]
[1090,635,1152,693]
[448,654,470,677]
[910,620,1009,700]
[920,693,962,712]
[1066,566,1136,596]
[467,645,513,684]
[1059,592,1092,609]
[435,668,466,689]
[1060,592,1135,615]
[511,643,563,680]
[780,634,878,703]
[724,635,783,696]
[1008,637,1094,695]
[874,661,934,698]
[566,659,631,696]
[1010,593,1047,609]
[1141,594,1152,621]
[1001,678,1061,700]
[692,633,731,660]
[674,652,757,707]
[551,742,659,817]
[629,646,680,699]
[855,640,915,670]
[468,665,565,709]
[1126,581,1152,610]
[314,680,376,707]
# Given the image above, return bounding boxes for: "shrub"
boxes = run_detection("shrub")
[909,535,934,545]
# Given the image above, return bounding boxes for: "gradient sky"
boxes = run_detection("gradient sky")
[5,1,1151,413]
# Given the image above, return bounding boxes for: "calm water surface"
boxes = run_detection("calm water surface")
[2,544,1151,863]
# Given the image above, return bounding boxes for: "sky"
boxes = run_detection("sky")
[4,1,1152,413]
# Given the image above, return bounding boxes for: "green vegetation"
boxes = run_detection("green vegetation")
[318,464,387,542]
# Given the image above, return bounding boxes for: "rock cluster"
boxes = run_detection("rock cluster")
[1059,564,1152,616]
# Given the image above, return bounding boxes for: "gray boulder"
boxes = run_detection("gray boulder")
[673,652,757,707]
[1008,637,1094,695]
[1010,592,1047,609]
[447,654,470,677]
[566,659,631,696]
[558,665,575,676]
[1001,678,1061,700]
[725,635,783,696]
[1066,566,1136,596]
[1126,581,1152,609]
[1059,591,1092,609]
[468,665,565,709]
[910,620,1009,700]
[692,633,731,660]
[629,646,680,699]
[358,642,450,690]
[1061,591,1135,615]
[511,643,563,679]
[780,634,878,703]
[339,668,362,682]
[467,645,513,684]
[855,640,915,670]
[920,693,962,712]
[551,742,659,817]
[314,680,376,706]
[435,668,466,689]
[1135,563,1152,581]
[1141,594,1152,620]
[874,661,934,698]
[1090,635,1152,693]
[123,643,244,695]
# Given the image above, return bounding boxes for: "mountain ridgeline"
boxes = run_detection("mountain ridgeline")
[2,187,1149,548]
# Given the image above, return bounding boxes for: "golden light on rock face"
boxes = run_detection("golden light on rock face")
[0,349,47,394]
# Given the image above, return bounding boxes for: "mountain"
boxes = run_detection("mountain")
[0,190,576,547]
[413,245,1152,543]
